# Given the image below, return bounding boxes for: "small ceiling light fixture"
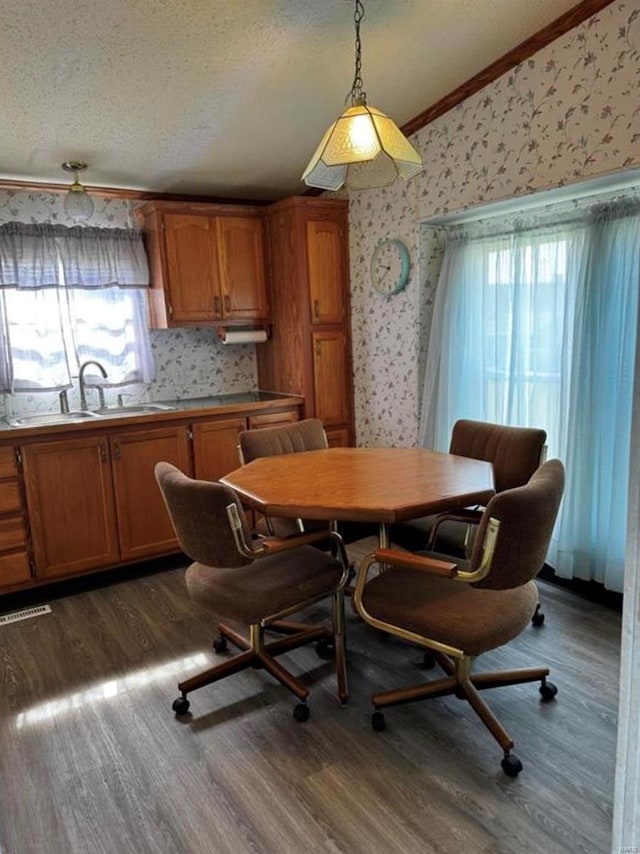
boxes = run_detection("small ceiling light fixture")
[61,160,95,223]
[302,0,423,192]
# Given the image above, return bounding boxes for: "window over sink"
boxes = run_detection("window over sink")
[0,223,154,393]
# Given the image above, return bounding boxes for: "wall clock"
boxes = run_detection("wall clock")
[370,238,411,296]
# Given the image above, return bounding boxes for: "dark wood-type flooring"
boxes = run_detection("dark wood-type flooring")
[0,537,620,854]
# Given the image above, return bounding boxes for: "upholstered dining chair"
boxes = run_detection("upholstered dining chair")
[391,418,547,624]
[155,462,349,722]
[355,459,564,776]
[238,418,329,538]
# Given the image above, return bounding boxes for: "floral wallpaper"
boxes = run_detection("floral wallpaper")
[348,0,640,448]
[0,190,257,418]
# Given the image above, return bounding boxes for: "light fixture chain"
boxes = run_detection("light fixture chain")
[349,0,366,105]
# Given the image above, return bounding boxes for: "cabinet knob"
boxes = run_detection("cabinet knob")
[224,294,231,313]
[100,444,107,463]
[214,295,221,315]
[314,299,321,320]
[113,442,121,461]
[315,340,322,357]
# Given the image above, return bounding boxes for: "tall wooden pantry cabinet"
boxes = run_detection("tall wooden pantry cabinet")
[257,197,354,447]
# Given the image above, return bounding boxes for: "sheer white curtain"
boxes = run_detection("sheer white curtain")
[420,202,640,591]
[0,223,154,392]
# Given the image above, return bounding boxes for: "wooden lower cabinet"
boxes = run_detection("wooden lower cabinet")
[22,435,119,579]
[247,410,299,430]
[192,417,246,481]
[325,428,350,448]
[111,426,191,561]
[312,330,350,427]
[0,445,31,588]
[22,426,192,577]
[8,399,303,591]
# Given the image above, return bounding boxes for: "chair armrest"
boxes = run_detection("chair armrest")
[427,507,483,550]
[261,528,332,554]
[374,549,458,578]
[263,528,350,590]
[353,549,459,627]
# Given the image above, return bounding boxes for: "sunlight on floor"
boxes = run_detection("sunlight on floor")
[14,651,209,729]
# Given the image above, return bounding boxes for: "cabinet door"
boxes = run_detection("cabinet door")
[307,219,345,324]
[325,428,350,448]
[192,417,246,481]
[217,216,269,320]
[22,436,119,578]
[111,426,191,561]
[313,331,350,427]
[163,214,221,322]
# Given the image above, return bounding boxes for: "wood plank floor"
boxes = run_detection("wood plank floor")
[0,537,619,854]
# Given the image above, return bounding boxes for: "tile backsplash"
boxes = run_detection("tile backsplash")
[2,328,258,419]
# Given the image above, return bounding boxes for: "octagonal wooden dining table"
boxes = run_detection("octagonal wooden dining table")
[221,447,495,549]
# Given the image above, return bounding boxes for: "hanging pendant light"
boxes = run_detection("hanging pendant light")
[302,0,423,191]
[61,161,95,223]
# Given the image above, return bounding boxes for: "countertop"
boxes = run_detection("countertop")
[0,391,304,438]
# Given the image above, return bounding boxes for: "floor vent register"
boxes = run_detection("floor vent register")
[0,604,52,626]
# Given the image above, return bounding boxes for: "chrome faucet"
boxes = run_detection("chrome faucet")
[58,389,70,414]
[78,360,108,410]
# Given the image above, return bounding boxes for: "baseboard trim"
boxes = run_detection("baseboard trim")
[538,564,622,612]
[0,554,187,616]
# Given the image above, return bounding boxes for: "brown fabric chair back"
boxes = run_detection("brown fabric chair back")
[470,459,564,591]
[155,462,252,569]
[239,418,327,463]
[449,419,547,493]
[238,419,328,537]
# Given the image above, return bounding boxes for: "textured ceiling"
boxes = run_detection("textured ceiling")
[1,0,581,200]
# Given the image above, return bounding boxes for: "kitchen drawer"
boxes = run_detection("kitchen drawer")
[0,481,22,514]
[248,410,299,429]
[0,446,18,480]
[0,516,27,552]
[0,551,31,587]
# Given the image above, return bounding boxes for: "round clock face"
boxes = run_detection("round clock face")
[370,238,411,296]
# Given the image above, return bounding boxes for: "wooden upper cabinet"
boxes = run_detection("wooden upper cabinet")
[257,197,353,444]
[138,202,269,329]
[217,217,268,320]
[163,214,220,323]
[307,218,345,325]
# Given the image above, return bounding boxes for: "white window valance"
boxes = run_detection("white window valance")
[0,222,149,289]
[0,222,154,393]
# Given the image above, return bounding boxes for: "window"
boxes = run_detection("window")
[0,223,154,392]
[421,201,640,591]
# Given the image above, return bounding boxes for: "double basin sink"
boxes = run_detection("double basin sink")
[7,403,175,428]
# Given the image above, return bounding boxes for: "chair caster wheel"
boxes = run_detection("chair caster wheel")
[172,696,190,716]
[539,680,558,701]
[371,710,386,732]
[293,703,310,723]
[421,652,437,670]
[531,604,545,626]
[213,635,228,653]
[315,638,334,660]
[501,753,523,777]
